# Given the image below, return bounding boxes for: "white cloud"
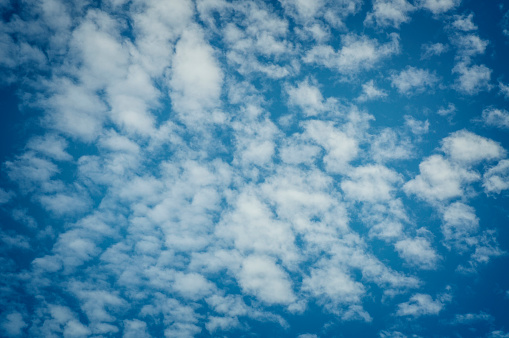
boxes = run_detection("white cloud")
[451,13,477,31]
[482,108,509,129]
[169,25,224,125]
[304,33,400,74]
[304,120,359,173]
[441,130,505,165]
[419,0,460,14]
[441,202,479,250]
[391,67,438,94]
[404,155,479,202]
[341,165,402,202]
[123,319,150,338]
[358,80,388,101]
[0,188,14,204]
[238,255,296,305]
[26,134,72,161]
[370,128,413,162]
[500,82,509,98]
[437,103,456,117]
[483,159,509,194]
[216,191,298,265]
[287,79,331,116]
[395,236,440,269]
[302,264,365,309]
[396,294,444,317]
[452,312,493,324]
[454,34,488,58]
[421,42,448,59]
[1,312,27,337]
[405,116,430,134]
[453,62,492,95]
[365,0,416,28]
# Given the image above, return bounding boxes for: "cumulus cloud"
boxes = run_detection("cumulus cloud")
[286,78,333,116]
[395,236,440,269]
[396,294,444,317]
[482,108,509,129]
[440,130,505,165]
[238,255,296,305]
[453,62,492,94]
[419,0,460,14]
[483,159,509,194]
[0,0,508,336]
[451,13,477,31]
[421,42,448,59]
[304,33,400,74]
[365,0,416,28]
[441,202,479,251]
[391,67,438,94]
[341,165,402,202]
[358,80,388,101]
[404,155,479,202]
[169,25,224,125]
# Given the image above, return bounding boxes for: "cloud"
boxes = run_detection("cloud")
[365,0,416,28]
[358,80,388,101]
[404,155,479,202]
[437,103,456,117]
[453,62,492,95]
[395,235,440,269]
[304,33,400,74]
[391,67,438,94]
[169,25,224,125]
[396,294,444,317]
[482,108,509,129]
[483,159,509,194]
[452,312,493,324]
[1,312,27,337]
[0,188,14,204]
[421,42,448,59]
[238,255,296,305]
[500,82,509,98]
[304,120,359,173]
[454,34,488,58]
[451,13,477,31]
[441,202,479,251]
[419,0,460,14]
[370,128,413,162]
[440,130,505,165]
[405,116,429,134]
[302,264,366,313]
[341,165,402,202]
[286,78,333,116]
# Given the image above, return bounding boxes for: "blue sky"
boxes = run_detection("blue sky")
[1,0,509,337]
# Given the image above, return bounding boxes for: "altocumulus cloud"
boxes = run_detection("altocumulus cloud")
[0,0,509,337]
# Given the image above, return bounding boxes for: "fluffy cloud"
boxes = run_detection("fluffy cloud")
[395,236,440,269]
[304,33,400,74]
[419,0,460,14]
[396,294,444,317]
[404,155,479,202]
[358,80,388,101]
[365,0,415,28]
[482,108,509,129]
[440,130,505,165]
[453,62,492,94]
[341,165,402,202]
[483,159,509,194]
[391,67,438,94]
[238,255,296,305]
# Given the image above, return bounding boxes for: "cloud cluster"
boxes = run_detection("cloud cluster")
[0,0,508,337]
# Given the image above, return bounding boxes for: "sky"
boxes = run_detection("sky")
[1,0,509,337]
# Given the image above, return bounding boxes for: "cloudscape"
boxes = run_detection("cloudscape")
[1,0,509,337]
